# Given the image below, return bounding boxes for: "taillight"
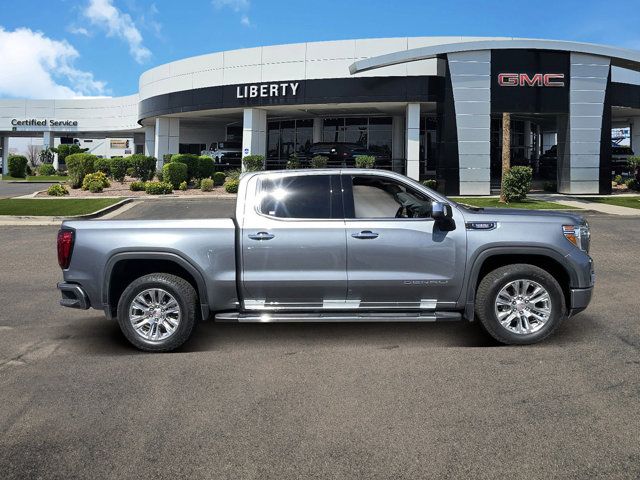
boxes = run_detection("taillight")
[57,229,75,269]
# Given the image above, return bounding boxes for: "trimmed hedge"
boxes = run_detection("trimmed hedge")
[355,155,376,168]
[38,164,56,176]
[7,155,28,178]
[66,153,97,188]
[110,157,129,182]
[94,158,111,176]
[213,171,226,186]
[162,161,188,189]
[145,181,173,195]
[129,154,157,181]
[224,179,239,193]
[198,156,215,179]
[242,155,264,172]
[47,184,68,196]
[170,154,199,180]
[502,166,533,202]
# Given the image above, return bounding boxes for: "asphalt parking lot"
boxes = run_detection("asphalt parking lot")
[0,181,55,199]
[0,201,638,479]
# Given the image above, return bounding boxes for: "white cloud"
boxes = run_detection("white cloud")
[0,27,108,99]
[83,0,151,63]
[68,25,90,36]
[213,0,252,27]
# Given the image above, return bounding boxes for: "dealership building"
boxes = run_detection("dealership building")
[2,36,640,195]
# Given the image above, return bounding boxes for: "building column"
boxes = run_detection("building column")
[392,115,405,173]
[631,117,640,157]
[242,108,267,168]
[405,103,420,180]
[558,53,610,194]
[144,126,156,157]
[1,137,9,176]
[312,117,323,143]
[154,118,180,168]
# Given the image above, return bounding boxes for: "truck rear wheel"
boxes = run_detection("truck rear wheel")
[475,264,566,345]
[116,273,197,352]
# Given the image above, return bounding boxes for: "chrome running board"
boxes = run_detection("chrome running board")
[214,311,462,323]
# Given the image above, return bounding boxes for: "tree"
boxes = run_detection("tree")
[26,144,42,167]
[499,112,511,203]
[53,144,88,166]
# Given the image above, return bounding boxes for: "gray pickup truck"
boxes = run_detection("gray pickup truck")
[57,169,594,352]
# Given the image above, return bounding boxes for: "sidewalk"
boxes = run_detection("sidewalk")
[531,194,640,216]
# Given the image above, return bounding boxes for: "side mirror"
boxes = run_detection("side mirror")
[431,201,453,220]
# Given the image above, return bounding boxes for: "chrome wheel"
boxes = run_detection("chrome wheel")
[494,279,552,335]
[129,288,181,342]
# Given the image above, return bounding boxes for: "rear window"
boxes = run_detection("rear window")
[258,175,339,219]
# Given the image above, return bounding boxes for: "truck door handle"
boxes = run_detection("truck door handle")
[351,230,379,240]
[248,231,275,241]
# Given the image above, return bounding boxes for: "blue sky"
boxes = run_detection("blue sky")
[0,0,639,98]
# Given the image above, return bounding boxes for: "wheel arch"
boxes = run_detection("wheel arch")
[464,247,575,321]
[103,251,209,320]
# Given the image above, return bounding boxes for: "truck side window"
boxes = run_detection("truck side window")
[350,175,433,219]
[259,175,338,219]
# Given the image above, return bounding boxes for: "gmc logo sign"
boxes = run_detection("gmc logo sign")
[498,73,565,87]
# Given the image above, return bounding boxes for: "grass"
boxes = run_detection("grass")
[586,196,640,210]
[1,175,68,182]
[0,198,123,216]
[450,197,579,210]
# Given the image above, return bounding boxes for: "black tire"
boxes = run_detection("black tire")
[116,273,197,352]
[475,264,566,345]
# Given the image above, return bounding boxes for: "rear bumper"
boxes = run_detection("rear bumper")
[57,282,90,310]
[569,286,593,316]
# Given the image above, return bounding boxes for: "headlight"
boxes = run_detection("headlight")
[562,222,590,252]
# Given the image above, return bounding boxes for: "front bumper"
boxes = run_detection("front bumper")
[57,282,90,310]
[569,286,593,316]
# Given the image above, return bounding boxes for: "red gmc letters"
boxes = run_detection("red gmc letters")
[498,73,565,87]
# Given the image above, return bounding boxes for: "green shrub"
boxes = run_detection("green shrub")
[224,179,239,193]
[627,156,640,174]
[162,162,188,189]
[200,178,214,192]
[543,181,557,192]
[213,171,226,186]
[286,153,301,169]
[242,155,264,172]
[309,155,328,169]
[624,178,639,190]
[86,179,105,193]
[613,174,623,185]
[110,157,128,183]
[38,164,56,176]
[129,154,157,181]
[82,172,110,191]
[145,181,173,195]
[26,165,34,176]
[66,153,96,188]
[179,181,188,191]
[355,155,376,168]
[422,179,437,189]
[198,156,215,179]
[170,154,199,180]
[94,158,111,176]
[7,155,28,178]
[502,166,533,202]
[162,153,174,164]
[126,167,135,176]
[226,169,241,181]
[47,184,68,196]
[130,181,146,191]
[156,169,164,182]
[54,144,88,166]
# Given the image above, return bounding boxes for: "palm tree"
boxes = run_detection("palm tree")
[499,112,511,203]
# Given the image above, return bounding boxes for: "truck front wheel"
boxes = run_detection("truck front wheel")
[116,273,197,352]
[475,264,566,345]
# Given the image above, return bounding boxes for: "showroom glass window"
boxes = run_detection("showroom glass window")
[258,174,339,219]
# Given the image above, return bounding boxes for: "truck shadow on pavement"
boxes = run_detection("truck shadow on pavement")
[70,313,597,355]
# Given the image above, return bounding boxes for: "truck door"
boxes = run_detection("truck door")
[240,172,347,310]
[342,173,466,310]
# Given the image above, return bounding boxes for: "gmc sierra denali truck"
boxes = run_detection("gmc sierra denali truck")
[56,169,594,352]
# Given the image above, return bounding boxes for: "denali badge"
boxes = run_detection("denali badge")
[498,73,565,87]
